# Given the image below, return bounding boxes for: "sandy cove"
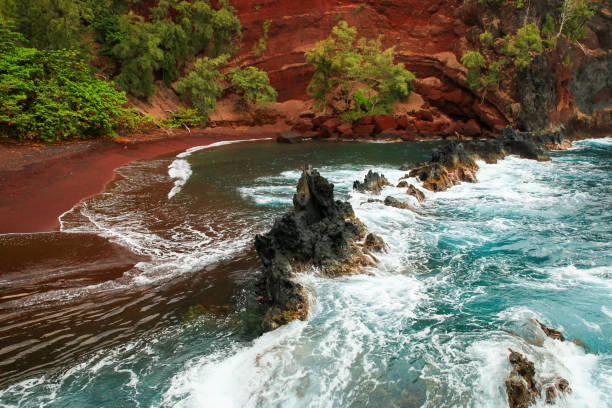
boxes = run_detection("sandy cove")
[0,125,285,234]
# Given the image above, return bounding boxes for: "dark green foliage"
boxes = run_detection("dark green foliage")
[461,50,486,90]
[355,3,366,14]
[562,0,598,41]
[111,13,162,97]
[109,0,241,97]
[542,14,556,36]
[484,58,507,89]
[176,55,228,121]
[305,21,416,116]
[480,31,494,47]
[477,0,504,5]
[503,23,543,70]
[0,0,89,51]
[3,0,242,98]
[0,17,136,142]
[228,66,277,108]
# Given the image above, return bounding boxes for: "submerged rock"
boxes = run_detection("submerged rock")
[504,347,572,408]
[364,233,388,253]
[384,196,414,211]
[545,378,572,405]
[536,319,565,342]
[397,180,409,188]
[254,167,383,331]
[406,184,425,202]
[353,170,391,194]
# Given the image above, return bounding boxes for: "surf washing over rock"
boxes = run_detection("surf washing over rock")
[254,167,386,331]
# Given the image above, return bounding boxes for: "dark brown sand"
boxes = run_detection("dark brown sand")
[0,126,281,234]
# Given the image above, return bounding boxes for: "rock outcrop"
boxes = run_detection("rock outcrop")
[407,126,561,192]
[536,319,565,342]
[353,170,391,194]
[384,196,414,211]
[505,349,538,408]
[504,321,571,408]
[406,185,426,202]
[254,167,384,331]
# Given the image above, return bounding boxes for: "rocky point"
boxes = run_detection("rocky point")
[254,167,386,331]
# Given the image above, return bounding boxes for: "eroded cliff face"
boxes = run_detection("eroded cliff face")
[226,0,610,136]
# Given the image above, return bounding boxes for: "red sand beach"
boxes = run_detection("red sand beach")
[0,126,281,234]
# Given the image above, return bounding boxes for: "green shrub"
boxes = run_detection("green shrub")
[253,19,271,58]
[228,66,277,109]
[503,23,543,70]
[480,31,494,47]
[176,55,228,121]
[484,58,507,89]
[562,0,598,41]
[355,3,366,14]
[0,18,137,142]
[461,50,486,90]
[160,108,204,128]
[305,21,416,114]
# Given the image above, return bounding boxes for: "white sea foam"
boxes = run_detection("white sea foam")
[161,270,425,408]
[167,159,193,199]
[176,138,272,159]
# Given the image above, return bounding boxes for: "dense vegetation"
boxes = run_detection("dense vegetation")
[0,17,136,142]
[0,0,280,142]
[306,21,416,121]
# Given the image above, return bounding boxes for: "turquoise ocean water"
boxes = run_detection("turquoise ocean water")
[0,138,610,407]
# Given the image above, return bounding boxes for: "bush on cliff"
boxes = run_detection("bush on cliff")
[0,17,137,142]
[305,21,416,118]
[176,55,228,122]
[503,23,543,70]
[461,51,486,90]
[228,66,277,109]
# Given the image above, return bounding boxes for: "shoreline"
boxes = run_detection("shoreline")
[0,124,606,235]
[0,126,284,234]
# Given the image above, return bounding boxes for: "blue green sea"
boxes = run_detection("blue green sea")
[0,138,610,407]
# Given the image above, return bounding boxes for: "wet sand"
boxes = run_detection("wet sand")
[0,126,282,234]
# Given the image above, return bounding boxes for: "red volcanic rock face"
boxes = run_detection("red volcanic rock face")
[225,0,607,136]
[223,0,517,135]
[231,0,466,104]
[374,115,397,133]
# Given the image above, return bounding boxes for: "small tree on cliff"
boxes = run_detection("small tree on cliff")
[461,51,486,90]
[176,55,228,122]
[228,66,277,109]
[305,21,416,116]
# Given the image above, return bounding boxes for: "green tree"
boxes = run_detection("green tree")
[559,0,598,41]
[228,66,277,108]
[1,0,90,51]
[111,13,163,97]
[108,0,241,97]
[480,30,494,47]
[461,50,486,90]
[176,55,228,121]
[503,23,543,70]
[305,21,416,116]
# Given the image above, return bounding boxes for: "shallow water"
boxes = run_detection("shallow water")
[0,138,610,407]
